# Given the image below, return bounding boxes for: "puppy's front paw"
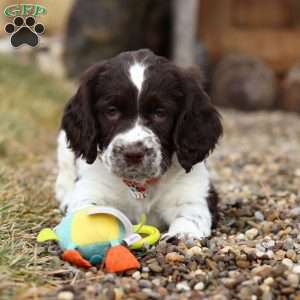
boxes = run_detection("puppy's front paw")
[161,231,205,243]
[165,221,211,242]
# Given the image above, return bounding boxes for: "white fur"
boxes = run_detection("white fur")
[129,63,145,94]
[55,130,212,239]
[101,121,162,179]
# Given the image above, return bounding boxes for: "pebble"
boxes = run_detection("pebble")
[275,249,286,260]
[186,246,202,257]
[236,260,250,268]
[57,291,74,300]
[261,238,275,249]
[132,271,141,280]
[245,228,258,240]
[263,277,274,286]
[287,273,299,287]
[114,288,124,300]
[260,284,272,300]
[104,273,115,282]
[286,249,297,261]
[139,279,152,289]
[193,282,205,290]
[290,207,300,217]
[176,281,190,292]
[142,267,150,273]
[261,221,273,234]
[222,278,239,288]
[255,211,265,221]
[293,264,300,274]
[148,262,163,273]
[282,258,294,269]
[283,238,294,250]
[165,252,185,263]
[252,265,273,278]
[185,239,197,248]
[152,278,161,287]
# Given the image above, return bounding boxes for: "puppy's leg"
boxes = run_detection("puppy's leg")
[55,130,77,210]
[162,202,212,240]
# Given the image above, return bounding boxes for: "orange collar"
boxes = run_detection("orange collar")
[123,178,159,199]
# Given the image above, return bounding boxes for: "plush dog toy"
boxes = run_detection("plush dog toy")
[37,206,160,272]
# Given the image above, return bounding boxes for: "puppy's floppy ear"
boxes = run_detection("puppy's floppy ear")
[61,63,105,164]
[174,68,223,172]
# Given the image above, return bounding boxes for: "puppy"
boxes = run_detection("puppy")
[55,49,222,239]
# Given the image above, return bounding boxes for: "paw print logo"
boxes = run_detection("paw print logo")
[5,16,44,47]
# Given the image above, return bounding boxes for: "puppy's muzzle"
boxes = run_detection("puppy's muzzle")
[113,141,155,165]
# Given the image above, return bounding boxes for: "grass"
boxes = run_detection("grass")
[0,55,72,299]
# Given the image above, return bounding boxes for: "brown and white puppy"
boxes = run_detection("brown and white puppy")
[55,49,222,239]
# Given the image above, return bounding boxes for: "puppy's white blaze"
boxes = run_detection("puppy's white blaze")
[119,123,151,143]
[129,63,145,94]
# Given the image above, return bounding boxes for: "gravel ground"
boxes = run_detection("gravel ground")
[42,110,299,300]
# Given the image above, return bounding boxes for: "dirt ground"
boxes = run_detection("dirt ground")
[0,55,299,300]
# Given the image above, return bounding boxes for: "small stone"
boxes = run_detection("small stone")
[255,211,265,221]
[139,279,152,289]
[286,249,297,261]
[293,264,300,274]
[90,266,98,273]
[287,273,299,287]
[148,261,163,273]
[57,291,74,300]
[245,228,258,240]
[85,271,94,278]
[158,287,168,297]
[260,284,272,300]
[282,258,294,269]
[185,238,197,248]
[252,265,273,278]
[291,207,300,217]
[186,246,202,257]
[193,269,206,277]
[142,266,150,272]
[222,278,239,288]
[103,274,116,283]
[152,278,161,287]
[194,282,205,290]
[261,221,273,234]
[239,286,255,299]
[176,281,190,292]
[283,238,294,250]
[114,288,124,300]
[165,252,185,263]
[141,288,160,299]
[236,260,250,268]
[141,272,149,279]
[132,271,141,280]
[261,239,275,249]
[263,277,274,286]
[275,249,286,260]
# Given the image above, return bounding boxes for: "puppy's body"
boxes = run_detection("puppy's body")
[56,49,222,239]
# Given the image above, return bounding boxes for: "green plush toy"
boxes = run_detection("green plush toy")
[37,206,160,272]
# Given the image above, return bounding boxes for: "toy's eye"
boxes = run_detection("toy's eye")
[106,106,121,121]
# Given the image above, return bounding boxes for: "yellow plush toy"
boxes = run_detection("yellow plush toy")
[37,206,160,272]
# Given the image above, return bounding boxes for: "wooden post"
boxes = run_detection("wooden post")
[172,0,199,67]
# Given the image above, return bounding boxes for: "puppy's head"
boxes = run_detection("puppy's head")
[62,49,222,181]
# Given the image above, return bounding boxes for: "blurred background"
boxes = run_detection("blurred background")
[1,0,300,113]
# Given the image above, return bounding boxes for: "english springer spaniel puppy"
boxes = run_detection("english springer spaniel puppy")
[55,49,222,239]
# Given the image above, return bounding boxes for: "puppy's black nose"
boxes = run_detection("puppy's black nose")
[124,150,145,164]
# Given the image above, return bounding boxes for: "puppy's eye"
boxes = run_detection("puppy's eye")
[152,108,167,121]
[105,106,121,121]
